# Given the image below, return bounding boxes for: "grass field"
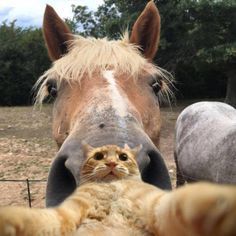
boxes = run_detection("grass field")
[0,100,209,207]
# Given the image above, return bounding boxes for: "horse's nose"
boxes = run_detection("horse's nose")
[105,162,117,168]
[46,154,76,207]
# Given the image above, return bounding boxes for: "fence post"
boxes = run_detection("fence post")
[0,179,46,206]
[26,179,32,208]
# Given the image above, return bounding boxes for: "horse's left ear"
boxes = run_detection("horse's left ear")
[43,5,74,61]
[130,1,160,60]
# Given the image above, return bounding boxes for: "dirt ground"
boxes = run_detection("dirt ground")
[0,101,193,208]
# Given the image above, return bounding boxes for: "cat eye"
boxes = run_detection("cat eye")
[94,152,104,160]
[119,153,128,161]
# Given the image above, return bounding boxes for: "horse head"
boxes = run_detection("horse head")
[36,1,172,206]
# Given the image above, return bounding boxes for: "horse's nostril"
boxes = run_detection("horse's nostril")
[141,149,172,190]
[46,155,76,207]
[99,123,105,129]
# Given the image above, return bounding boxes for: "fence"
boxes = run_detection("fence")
[0,179,46,208]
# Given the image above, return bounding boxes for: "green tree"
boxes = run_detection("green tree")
[0,22,50,105]
[156,0,235,100]
[66,5,97,35]
[190,0,236,106]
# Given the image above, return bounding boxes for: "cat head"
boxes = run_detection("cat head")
[80,143,142,184]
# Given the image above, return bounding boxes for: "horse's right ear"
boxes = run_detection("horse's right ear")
[43,5,73,61]
[130,1,160,60]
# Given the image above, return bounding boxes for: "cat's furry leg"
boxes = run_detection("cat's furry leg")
[0,191,89,236]
[152,183,236,236]
[0,207,63,236]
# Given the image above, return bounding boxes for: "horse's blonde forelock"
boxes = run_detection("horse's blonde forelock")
[34,33,173,104]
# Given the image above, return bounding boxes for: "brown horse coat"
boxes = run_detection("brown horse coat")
[36,1,172,206]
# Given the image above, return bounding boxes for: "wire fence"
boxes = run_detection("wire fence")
[1,172,234,208]
[0,179,46,208]
[0,173,200,208]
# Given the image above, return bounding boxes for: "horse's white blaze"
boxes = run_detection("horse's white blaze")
[103,70,128,118]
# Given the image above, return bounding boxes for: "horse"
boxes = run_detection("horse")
[174,101,236,187]
[35,1,173,207]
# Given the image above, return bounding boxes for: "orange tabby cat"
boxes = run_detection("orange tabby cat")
[0,144,236,236]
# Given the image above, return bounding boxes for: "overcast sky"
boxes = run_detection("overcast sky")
[0,0,104,28]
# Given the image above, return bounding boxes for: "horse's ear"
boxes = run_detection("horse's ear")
[130,1,160,60]
[43,5,73,61]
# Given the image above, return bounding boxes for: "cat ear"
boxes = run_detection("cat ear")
[132,144,143,155]
[81,141,94,153]
[124,143,142,156]
[124,143,131,150]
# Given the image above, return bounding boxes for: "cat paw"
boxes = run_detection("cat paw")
[173,183,236,236]
[0,207,28,236]
[0,223,18,236]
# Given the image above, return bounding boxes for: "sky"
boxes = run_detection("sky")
[0,0,104,28]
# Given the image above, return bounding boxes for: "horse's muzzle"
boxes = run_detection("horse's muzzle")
[46,128,171,207]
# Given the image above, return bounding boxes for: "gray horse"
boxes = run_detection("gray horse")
[175,101,236,186]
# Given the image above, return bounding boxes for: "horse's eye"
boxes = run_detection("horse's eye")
[151,79,162,95]
[94,152,104,160]
[119,153,128,161]
[46,79,57,98]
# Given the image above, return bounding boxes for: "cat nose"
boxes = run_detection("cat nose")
[105,162,117,168]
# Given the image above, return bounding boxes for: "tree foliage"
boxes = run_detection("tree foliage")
[0,22,50,105]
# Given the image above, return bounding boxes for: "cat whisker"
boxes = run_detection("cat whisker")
[82,166,94,171]
[80,172,97,183]
[80,173,95,178]
[83,164,95,168]
[116,167,129,174]
[80,175,96,185]
[95,165,107,170]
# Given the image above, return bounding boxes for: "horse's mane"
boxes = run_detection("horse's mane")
[35,33,173,104]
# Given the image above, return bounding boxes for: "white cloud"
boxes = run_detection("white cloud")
[0,0,104,27]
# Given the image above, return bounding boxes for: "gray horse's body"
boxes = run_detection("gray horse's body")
[175,101,236,186]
